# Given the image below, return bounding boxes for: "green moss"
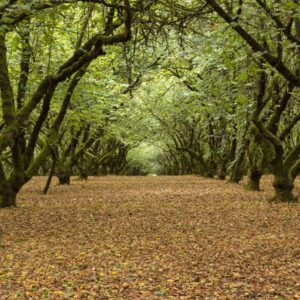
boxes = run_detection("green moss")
[249,124,259,136]
[260,139,276,163]
[248,140,264,170]
[245,168,262,191]
[271,174,297,202]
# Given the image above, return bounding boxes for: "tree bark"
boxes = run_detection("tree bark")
[272,173,295,202]
[57,172,71,185]
[228,146,246,183]
[246,168,262,191]
[0,183,16,208]
[43,156,56,194]
[217,160,227,180]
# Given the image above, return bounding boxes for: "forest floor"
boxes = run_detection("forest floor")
[0,176,300,300]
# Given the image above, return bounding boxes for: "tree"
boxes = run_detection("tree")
[0,0,132,207]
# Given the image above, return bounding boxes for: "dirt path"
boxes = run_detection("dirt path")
[0,176,300,299]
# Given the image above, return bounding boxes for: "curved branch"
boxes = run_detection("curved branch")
[206,0,300,86]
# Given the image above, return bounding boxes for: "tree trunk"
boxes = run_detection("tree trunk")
[78,169,88,180]
[194,158,215,178]
[228,145,246,183]
[229,167,243,183]
[0,184,17,208]
[272,171,296,202]
[43,156,56,194]
[217,162,227,180]
[203,170,214,178]
[246,168,262,191]
[57,172,70,185]
[228,156,244,183]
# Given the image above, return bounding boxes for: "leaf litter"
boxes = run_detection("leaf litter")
[0,176,300,299]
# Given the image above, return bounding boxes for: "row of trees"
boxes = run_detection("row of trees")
[126,0,300,202]
[0,0,134,207]
[0,0,300,207]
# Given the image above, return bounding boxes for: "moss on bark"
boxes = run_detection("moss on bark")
[245,169,262,191]
[271,172,297,202]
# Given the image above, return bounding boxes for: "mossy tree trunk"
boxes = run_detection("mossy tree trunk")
[270,144,300,202]
[78,171,89,180]
[55,124,98,184]
[217,159,227,180]
[178,147,213,177]
[246,168,262,191]
[272,172,295,202]
[57,172,71,185]
[246,136,263,191]
[56,153,73,186]
[228,134,248,184]
[203,169,215,178]
[0,31,19,208]
[77,161,89,180]
[253,118,300,202]
[229,168,243,183]
[0,183,17,208]
[229,154,245,183]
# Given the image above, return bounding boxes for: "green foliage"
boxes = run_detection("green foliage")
[127,142,163,175]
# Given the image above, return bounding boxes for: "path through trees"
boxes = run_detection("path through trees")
[0,176,300,299]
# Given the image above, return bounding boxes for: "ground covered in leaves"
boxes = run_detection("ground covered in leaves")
[0,176,300,299]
